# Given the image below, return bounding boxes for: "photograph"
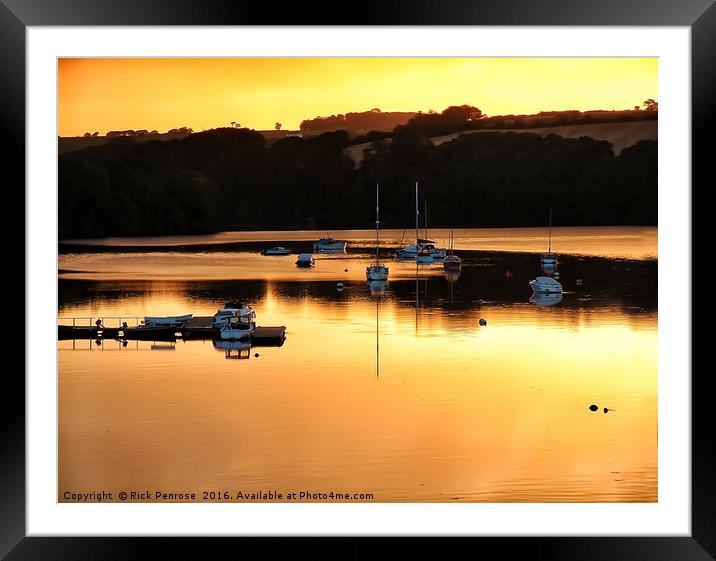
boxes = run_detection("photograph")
[56,56,658,504]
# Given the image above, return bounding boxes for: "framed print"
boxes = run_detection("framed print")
[2,0,714,558]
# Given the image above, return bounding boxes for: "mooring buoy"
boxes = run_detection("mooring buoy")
[479,318,487,326]
[589,404,598,411]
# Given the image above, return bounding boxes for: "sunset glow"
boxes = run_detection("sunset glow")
[58,58,657,137]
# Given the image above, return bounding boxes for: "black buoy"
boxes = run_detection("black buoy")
[589,404,598,412]
[344,268,348,272]
[254,353,259,358]
[479,318,487,326]
[603,407,609,413]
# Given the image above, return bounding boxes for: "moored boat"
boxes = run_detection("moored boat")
[262,246,292,256]
[529,276,563,294]
[212,302,257,329]
[530,208,563,294]
[443,230,462,271]
[313,236,346,252]
[396,184,446,261]
[295,253,315,267]
[143,313,193,327]
[366,182,389,281]
[219,315,256,340]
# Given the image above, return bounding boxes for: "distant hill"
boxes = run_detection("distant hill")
[59,128,302,154]
[300,109,418,137]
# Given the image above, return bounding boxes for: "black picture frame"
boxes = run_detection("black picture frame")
[2,1,713,559]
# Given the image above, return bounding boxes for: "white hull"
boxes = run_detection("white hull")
[529,276,563,294]
[396,244,446,260]
[313,241,346,252]
[219,327,253,340]
[144,314,193,327]
[212,304,256,328]
[262,247,291,256]
[443,257,462,270]
[366,264,389,281]
[295,253,315,267]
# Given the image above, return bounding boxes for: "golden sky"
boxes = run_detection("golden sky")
[58,58,657,137]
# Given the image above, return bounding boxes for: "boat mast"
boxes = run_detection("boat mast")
[424,201,428,241]
[375,182,380,265]
[415,182,419,247]
[548,206,552,253]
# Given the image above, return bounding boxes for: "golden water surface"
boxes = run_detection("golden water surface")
[58,228,657,502]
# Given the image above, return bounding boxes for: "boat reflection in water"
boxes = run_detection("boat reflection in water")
[367,279,388,297]
[368,280,387,380]
[213,339,252,360]
[530,291,564,307]
[58,241,657,503]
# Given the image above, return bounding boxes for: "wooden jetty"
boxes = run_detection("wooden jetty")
[251,326,287,346]
[59,315,286,346]
[180,316,286,345]
[181,316,215,336]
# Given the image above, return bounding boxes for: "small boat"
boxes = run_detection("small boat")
[313,235,347,252]
[212,302,257,329]
[443,230,462,271]
[366,182,389,281]
[219,316,256,340]
[396,241,445,260]
[143,313,193,327]
[295,253,315,267]
[262,246,291,256]
[416,245,435,264]
[530,207,563,294]
[396,184,446,260]
[529,276,563,294]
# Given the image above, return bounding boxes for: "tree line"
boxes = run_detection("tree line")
[59,114,656,240]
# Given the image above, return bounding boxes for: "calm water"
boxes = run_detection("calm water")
[58,227,657,502]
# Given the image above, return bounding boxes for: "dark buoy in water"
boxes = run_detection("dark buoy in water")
[344,268,348,272]
[603,407,610,413]
[589,404,598,411]
[479,318,487,326]
[254,353,259,358]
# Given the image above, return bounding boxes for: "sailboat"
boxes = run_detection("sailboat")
[443,229,462,271]
[395,183,446,261]
[529,207,563,294]
[366,182,389,281]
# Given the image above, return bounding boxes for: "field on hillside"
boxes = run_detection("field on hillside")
[345,119,658,166]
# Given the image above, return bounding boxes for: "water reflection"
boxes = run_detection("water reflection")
[530,292,564,307]
[213,339,252,359]
[58,250,657,502]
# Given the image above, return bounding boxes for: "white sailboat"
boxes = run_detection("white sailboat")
[366,182,389,281]
[313,234,347,252]
[395,183,446,261]
[443,229,462,270]
[529,207,563,294]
